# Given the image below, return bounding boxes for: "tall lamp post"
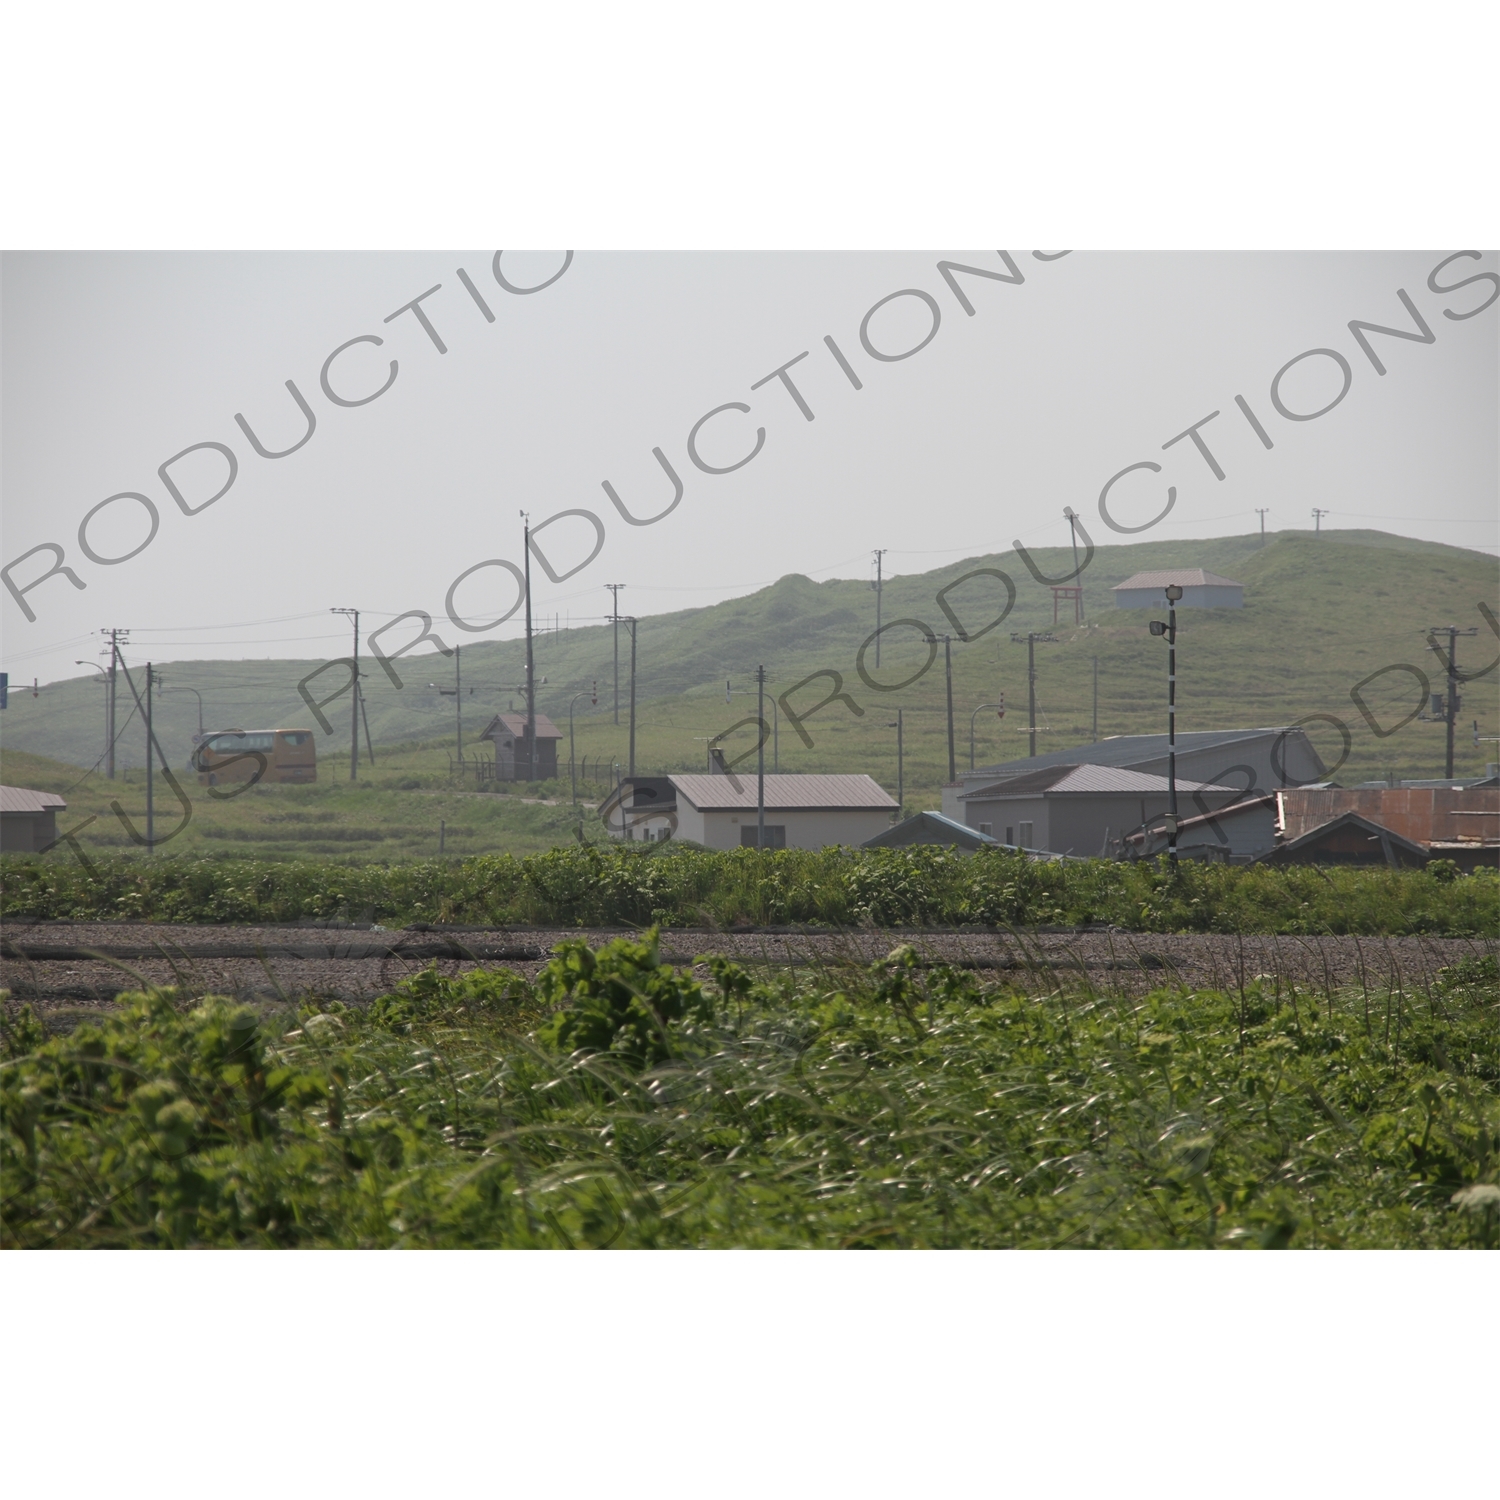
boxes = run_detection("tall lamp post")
[169,685,205,740]
[568,683,598,807]
[1150,583,1184,862]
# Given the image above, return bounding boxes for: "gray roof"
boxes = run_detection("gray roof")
[961,763,1237,799]
[669,773,897,812]
[966,728,1303,781]
[1,785,67,814]
[863,811,1000,850]
[478,712,561,742]
[1112,569,1244,590]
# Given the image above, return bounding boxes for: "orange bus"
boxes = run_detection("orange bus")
[194,728,317,788]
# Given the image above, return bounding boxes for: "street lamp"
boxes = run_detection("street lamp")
[726,678,779,770]
[969,698,1004,771]
[1149,584,1184,862]
[568,683,598,807]
[168,684,206,739]
[76,661,109,765]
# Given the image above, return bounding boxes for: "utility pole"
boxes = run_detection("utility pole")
[101,628,128,778]
[756,663,767,849]
[1010,632,1058,758]
[1425,625,1478,780]
[1312,507,1329,534]
[331,608,361,780]
[923,630,957,781]
[1255,507,1269,539]
[1150,586,1185,862]
[871,550,887,667]
[145,662,156,850]
[1064,507,1084,619]
[627,617,638,778]
[523,513,537,782]
[605,583,626,724]
[1091,655,1099,741]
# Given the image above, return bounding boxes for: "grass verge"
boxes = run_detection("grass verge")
[4,845,1497,933]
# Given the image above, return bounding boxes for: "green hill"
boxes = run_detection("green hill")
[4,530,1496,861]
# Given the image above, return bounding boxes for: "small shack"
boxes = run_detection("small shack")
[1112,569,1244,610]
[1,786,67,853]
[1260,811,1429,869]
[477,712,562,781]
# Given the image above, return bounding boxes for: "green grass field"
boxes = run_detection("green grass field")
[5,933,1496,1248]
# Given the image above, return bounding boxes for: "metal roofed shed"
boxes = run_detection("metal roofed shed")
[667,773,897,850]
[1112,569,1244,610]
[943,727,1327,821]
[1,785,67,853]
[958,763,1239,858]
[478,712,562,781]
[1259,811,1430,869]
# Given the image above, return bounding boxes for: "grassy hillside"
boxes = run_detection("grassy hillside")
[4,529,1496,865]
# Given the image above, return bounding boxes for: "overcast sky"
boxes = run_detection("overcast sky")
[2,249,1495,687]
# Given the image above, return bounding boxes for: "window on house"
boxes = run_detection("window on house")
[1005,826,1014,845]
[740,825,786,849]
[1018,821,1034,847]
[979,823,993,836]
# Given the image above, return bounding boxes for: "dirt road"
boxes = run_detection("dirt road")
[4,919,1493,1024]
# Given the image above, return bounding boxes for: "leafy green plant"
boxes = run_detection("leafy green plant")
[5,932,1496,1249]
[535,928,712,1067]
[5,846,1495,934]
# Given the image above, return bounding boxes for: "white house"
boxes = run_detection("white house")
[1112,568,1244,610]
[666,773,897,849]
